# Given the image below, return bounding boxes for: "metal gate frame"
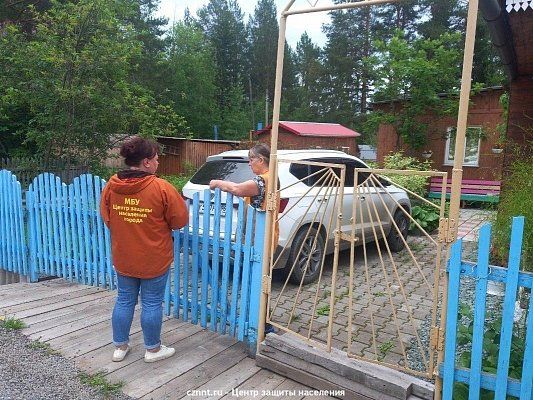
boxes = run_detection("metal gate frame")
[259,0,480,396]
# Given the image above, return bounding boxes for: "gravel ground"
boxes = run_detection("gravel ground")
[0,326,133,400]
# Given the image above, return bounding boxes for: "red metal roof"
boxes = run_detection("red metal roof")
[255,121,361,138]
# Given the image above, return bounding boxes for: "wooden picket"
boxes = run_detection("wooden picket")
[26,173,114,288]
[441,216,533,399]
[0,172,265,346]
[168,188,265,344]
[0,170,27,276]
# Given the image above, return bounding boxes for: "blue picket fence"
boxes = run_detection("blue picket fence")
[0,170,28,276]
[0,171,265,347]
[441,216,533,399]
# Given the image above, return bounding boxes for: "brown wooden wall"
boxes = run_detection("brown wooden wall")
[504,77,533,176]
[156,138,240,176]
[375,88,506,181]
[256,128,359,156]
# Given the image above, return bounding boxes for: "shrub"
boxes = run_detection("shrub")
[382,152,433,198]
[161,174,192,192]
[492,157,532,271]
[454,303,526,399]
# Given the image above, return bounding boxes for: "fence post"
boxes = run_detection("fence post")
[247,209,266,355]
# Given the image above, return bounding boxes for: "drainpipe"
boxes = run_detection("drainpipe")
[479,0,517,80]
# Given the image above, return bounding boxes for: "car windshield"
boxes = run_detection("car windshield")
[190,159,255,185]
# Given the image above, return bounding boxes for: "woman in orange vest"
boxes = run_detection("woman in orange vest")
[100,137,188,363]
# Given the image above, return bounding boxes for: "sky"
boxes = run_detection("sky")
[155,0,334,48]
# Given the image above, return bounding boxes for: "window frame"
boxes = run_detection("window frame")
[443,126,482,167]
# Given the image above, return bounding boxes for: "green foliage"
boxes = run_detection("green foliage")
[453,304,525,399]
[382,152,433,197]
[28,340,59,355]
[493,157,533,271]
[0,0,188,164]
[161,174,193,192]
[410,203,440,232]
[78,371,124,396]
[0,316,26,330]
[166,22,218,137]
[368,31,462,149]
[378,340,394,361]
[316,305,330,316]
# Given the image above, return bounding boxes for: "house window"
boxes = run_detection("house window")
[444,127,481,167]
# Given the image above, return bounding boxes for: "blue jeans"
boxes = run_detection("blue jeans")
[112,269,169,350]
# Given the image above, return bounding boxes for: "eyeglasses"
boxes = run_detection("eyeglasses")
[249,155,262,162]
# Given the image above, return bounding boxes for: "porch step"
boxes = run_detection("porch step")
[257,333,434,400]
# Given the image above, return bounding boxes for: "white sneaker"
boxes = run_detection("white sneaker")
[144,344,175,363]
[112,345,130,362]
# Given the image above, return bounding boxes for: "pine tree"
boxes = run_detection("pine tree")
[197,0,249,138]
[167,22,219,138]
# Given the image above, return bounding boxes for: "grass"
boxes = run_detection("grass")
[0,315,26,330]
[378,340,394,361]
[78,371,124,397]
[27,340,59,355]
[316,305,330,316]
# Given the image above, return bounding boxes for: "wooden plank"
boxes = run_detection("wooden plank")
[261,378,309,400]
[219,192,234,334]
[220,368,286,400]
[519,287,533,400]
[495,217,523,399]
[55,314,182,358]
[442,240,463,400]
[0,281,90,308]
[230,199,246,336]
[51,315,140,358]
[182,356,261,400]
[238,208,255,341]
[75,317,199,374]
[468,224,491,400]
[111,331,237,398]
[16,290,115,325]
[258,354,358,400]
[22,296,116,337]
[201,188,211,328]
[25,302,116,341]
[191,191,200,324]
[0,279,76,296]
[211,188,222,332]
[257,347,396,400]
[1,287,109,316]
[109,326,218,382]
[140,342,249,400]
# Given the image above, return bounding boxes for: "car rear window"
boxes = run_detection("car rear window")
[190,160,255,185]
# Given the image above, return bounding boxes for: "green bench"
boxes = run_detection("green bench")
[428,177,501,204]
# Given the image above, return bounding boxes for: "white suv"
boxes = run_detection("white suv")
[182,149,411,284]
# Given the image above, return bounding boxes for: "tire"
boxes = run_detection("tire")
[288,227,325,285]
[386,211,408,252]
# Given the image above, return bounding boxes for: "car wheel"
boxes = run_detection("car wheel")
[386,211,408,252]
[288,227,325,285]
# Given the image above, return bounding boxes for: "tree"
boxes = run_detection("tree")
[197,0,249,137]
[0,0,188,164]
[127,0,170,98]
[287,32,324,121]
[167,22,218,138]
[366,31,462,149]
[247,0,278,106]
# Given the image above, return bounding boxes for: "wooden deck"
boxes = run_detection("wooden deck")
[0,279,330,400]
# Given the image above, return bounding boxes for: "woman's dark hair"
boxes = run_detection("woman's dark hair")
[249,143,270,164]
[120,137,160,167]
